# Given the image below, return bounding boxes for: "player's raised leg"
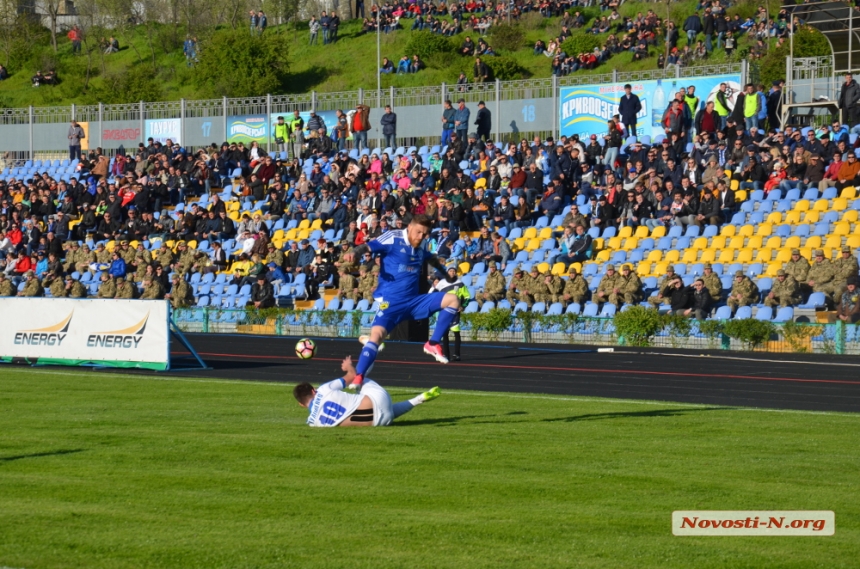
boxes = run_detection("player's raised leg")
[351,324,387,388]
[392,386,442,418]
[424,292,461,363]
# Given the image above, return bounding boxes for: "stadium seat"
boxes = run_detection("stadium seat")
[734,306,753,320]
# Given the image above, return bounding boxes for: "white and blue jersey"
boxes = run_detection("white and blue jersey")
[307,378,363,427]
[366,229,447,331]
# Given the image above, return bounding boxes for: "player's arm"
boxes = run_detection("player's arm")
[426,254,447,274]
[340,355,356,385]
[344,241,381,263]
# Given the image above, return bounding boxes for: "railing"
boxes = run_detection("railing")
[172,306,856,355]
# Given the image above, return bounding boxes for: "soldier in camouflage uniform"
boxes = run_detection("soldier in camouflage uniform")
[592,264,622,306]
[139,276,165,300]
[477,263,506,307]
[63,242,81,273]
[265,243,285,268]
[95,243,112,266]
[764,269,801,308]
[18,271,44,297]
[806,249,836,302]
[0,273,14,296]
[616,265,643,306]
[337,266,359,302]
[561,266,589,307]
[134,243,153,270]
[357,265,376,302]
[166,273,192,308]
[831,246,859,299]
[535,269,564,305]
[155,244,175,269]
[75,244,97,275]
[47,272,67,297]
[174,241,199,274]
[97,273,117,298]
[114,276,136,299]
[66,275,88,298]
[784,249,810,293]
[701,263,722,303]
[648,265,679,307]
[726,270,760,312]
[118,241,137,266]
[506,266,535,307]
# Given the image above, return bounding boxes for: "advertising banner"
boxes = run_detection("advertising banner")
[0,298,170,370]
[560,74,742,140]
[227,115,269,144]
[280,111,353,141]
[145,118,182,145]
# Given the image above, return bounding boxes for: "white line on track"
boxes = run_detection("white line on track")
[8,368,860,418]
[629,351,860,368]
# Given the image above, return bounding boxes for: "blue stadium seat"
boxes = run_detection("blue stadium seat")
[712,306,732,320]
[798,292,827,310]
[734,306,753,319]
[599,304,617,317]
[582,302,599,317]
[773,307,794,322]
[755,307,773,321]
[531,302,546,314]
[566,302,581,315]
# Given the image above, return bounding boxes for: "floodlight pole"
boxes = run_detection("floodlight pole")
[376,5,381,98]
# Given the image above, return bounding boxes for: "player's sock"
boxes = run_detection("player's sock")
[430,307,458,344]
[355,341,378,377]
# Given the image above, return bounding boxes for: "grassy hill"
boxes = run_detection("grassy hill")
[0,0,762,108]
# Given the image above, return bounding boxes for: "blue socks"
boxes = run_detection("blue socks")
[431,307,458,344]
[355,341,378,376]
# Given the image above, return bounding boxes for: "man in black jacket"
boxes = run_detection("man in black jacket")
[838,73,860,127]
[617,84,642,136]
[250,274,275,308]
[474,101,491,141]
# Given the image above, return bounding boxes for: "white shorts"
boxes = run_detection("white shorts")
[360,379,393,426]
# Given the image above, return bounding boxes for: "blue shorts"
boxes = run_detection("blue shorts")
[371,292,446,332]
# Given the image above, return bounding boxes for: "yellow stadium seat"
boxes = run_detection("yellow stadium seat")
[459,262,471,275]
[228,212,240,222]
[813,199,829,212]
[595,250,612,262]
[832,198,848,211]
[822,247,835,260]
[784,236,801,249]
[755,224,773,237]
[736,250,754,263]
[803,210,820,223]
[226,201,240,212]
[824,236,843,251]
[692,237,709,250]
[699,250,717,263]
[637,262,652,276]
[474,177,486,189]
[755,248,773,262]
[106,240,116,252]
[538,227,553,239]
[285,228,299,240]
[799,247,813,259]
[843,210,859,223]
[514,237,526,250]
[551,262,566,276]
[784,211,801,224]
[647,250,663,262]
[845,235,860,249]
[607,236,623,250]
[297,229,311,240]
[650,226,667,238]
[525,239,541,251]
[728,236,746,249]
[634,226,650,238]
[273,229,285,241]
[735,189,747,202]
[805,236,822,249]
[765,236,782,249]
[537,262,550,273]
[766,212,782,225]
[731,180,741,191]
[568,262,583,274]
[310,219,323,230]
[841,187,857,199]
[833,223,851,237]
[592,238,604,251]
[717,249,736,263]
[775,249,792,262]
[186,240,198,250]
[618,226,633,239]
[738,225,754,237]
[523,227,538,239]
[622,237,639,251]
[720,225,737,237]
[765,263,782,277]
[746,236,763,250]
[664,250,680,263]
[794,200,810,212]
[681,249,698,264]
[653,262,669,275]
[710,236,728,249]
[298,219,311,229]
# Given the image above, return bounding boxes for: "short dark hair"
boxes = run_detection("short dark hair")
[409,214,433,229]
[293,382,316,405]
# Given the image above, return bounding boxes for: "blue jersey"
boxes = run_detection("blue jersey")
[367,229,433,301]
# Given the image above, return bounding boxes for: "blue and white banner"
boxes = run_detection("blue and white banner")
[560,74,742,140]
[145,118,182,145]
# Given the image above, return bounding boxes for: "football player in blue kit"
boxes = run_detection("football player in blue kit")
[341,214,461,389]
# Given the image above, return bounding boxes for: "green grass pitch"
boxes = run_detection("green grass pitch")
[1,368,858,568]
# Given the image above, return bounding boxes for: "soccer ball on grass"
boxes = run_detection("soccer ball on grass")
[295,338,317,359]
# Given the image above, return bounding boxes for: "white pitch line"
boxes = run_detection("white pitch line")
[6,368,860,418]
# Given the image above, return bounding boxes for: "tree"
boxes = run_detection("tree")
[192,27,290,97]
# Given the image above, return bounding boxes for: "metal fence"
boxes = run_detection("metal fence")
[173,306,857,355]
[1,61,744,162]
